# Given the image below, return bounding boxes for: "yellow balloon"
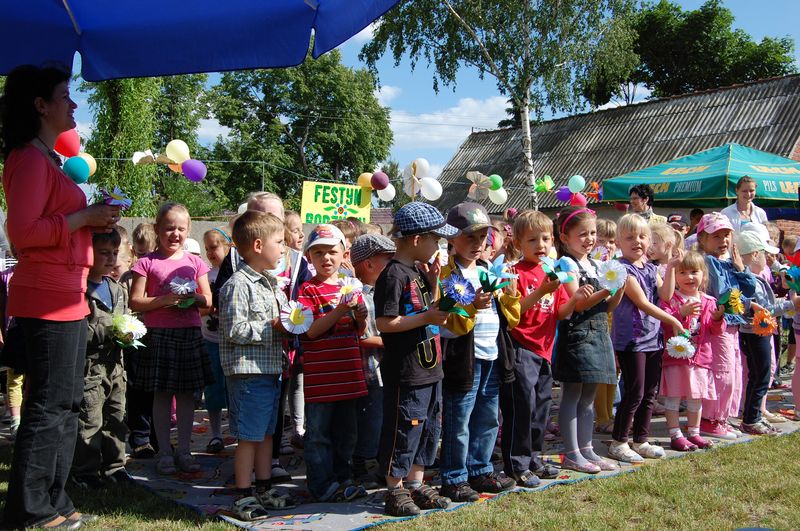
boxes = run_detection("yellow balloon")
[77,153,97,177]
[165,139,191,164]
[357,172,373,188]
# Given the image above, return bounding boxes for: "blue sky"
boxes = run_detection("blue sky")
[72,0,800,182]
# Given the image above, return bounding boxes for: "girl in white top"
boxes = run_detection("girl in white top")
[720,176,768,233]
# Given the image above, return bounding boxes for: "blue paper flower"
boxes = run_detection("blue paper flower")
[787,266,800,293]
[540,256,577,283]
[478,254,518,291]
[441,273,476,306]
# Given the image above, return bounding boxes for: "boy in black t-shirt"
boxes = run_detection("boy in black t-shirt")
[374,202,459,517]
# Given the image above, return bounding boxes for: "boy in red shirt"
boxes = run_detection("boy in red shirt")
[500,210,584,487]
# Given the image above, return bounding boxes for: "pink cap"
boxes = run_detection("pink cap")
[697,212,733,235]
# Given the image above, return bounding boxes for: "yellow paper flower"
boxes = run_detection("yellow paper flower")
[728,288,744,315]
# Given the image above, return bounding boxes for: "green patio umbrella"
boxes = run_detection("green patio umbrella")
[603,143,800,207]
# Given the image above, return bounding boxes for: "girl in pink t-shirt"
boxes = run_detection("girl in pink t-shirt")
[130,203,212,475]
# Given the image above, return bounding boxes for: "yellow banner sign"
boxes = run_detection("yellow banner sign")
[300,181,371,224]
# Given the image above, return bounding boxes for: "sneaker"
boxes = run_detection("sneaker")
[762,411,787,424]
[780,362,795,375]
[384,488,420,517]
[652,402,666,416]
[131,443,156,459]
[156,454,177,475]
[560,457,601,474]
[409,484,450,509]
[586,457,619,471]
[741,420,780,436]
[699,419,736,440]
[107,468,135,484]
[440,482,480,502]
[670,436,697,452]
[290,432,304,449]
[70,474,106,489]
[512,469,541,488]
[531,463,559,479]
[271,465,292,482]
[686,435,713,449]
[631,441,665,459]
[607,441,644,464]
[175,453,201,473]
[467,471,516,493]
[279,434,294,455]
[354,472,381,490]
[726,423,743,438]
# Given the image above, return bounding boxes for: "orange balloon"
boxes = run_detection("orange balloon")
[168,163,182,173]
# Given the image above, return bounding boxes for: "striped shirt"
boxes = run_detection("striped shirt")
[298,278,367,403]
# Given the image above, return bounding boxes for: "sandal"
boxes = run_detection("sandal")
[156,454,176,475]
[333,484,367,502]
[206,437,225,454]
[232,496,269,521]
[410,484,450,509]
[175,453,201,473]
[255,488,297,509]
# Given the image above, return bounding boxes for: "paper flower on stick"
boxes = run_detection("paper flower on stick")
[586,182,603,202]
[466,171,493,201]
[666,334,695,359]
[753,308,778,337]
[103,187,133,210]
[338,276,363,305]
[477,254,517,292]
[785,266,800,293]
[438,273,476,317]
[111,313,147,349]
[540,257,577,283]
[280,301,313,335]
[534,175,555,193]
[591,246,611,261]
[170,276,198,308]
[718,288,744,315]
[596,259,627,294]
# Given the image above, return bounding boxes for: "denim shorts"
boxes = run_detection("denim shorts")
[226,374,281,441]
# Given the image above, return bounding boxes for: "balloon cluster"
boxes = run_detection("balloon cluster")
[357,171,396,201]
[466,171,508,205]
[132,139,206,182]
[403,158,442,201]
[54,129,97,184]
[555,175,601,207]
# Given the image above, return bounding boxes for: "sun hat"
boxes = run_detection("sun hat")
[696,212,733,235]
[183,238,201,255]
[738,223,780,254]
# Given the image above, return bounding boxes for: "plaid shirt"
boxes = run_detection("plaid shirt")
[361,284,383,387]
[219,261,287,376]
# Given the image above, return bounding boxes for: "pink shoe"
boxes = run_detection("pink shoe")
[686,434,714,449]
[561,457,601,474]
[670,436,697,452]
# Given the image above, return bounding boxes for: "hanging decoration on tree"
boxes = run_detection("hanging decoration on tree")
[131,139,206,182]
[466,171,493,200]
[534,175,555,193]
[586,182,603,202]
[402,157,443,201]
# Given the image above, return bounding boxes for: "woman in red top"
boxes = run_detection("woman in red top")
[0,65,120,530]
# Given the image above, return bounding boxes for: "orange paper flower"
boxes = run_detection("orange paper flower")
[753,308,777,337]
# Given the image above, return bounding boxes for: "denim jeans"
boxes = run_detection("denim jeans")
[440,359,499,485]
[354,385,383,459]
[740,333,772,425]
[3,318,86,528]
[304,399,358,499]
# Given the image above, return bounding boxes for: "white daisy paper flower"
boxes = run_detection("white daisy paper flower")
[111,313,147,348]
[666,335,695,359]
[338,277,363,305]
[596,259,627,293]
[169,276,198,295]
[280,301,313,335]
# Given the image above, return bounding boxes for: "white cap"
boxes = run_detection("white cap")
[183,238,202,255]
[739,223,779,254]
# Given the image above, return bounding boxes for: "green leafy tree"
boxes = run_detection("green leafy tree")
[208,49,392,203]
[361,0,634,209]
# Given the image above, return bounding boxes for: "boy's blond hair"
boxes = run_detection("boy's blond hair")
[513,210,552,242]
[782,234,797,254]
[616,214,650,239]
[132,222,157,251]
[332,219,362,245]
[361,223,383,236]
[232,211,284,255]
[596,219,617,241]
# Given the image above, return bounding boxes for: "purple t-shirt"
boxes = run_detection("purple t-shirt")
[131,251,210,329]
[612,259,663,353]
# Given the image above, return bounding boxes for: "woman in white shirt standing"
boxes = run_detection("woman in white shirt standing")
[720,176,768,233]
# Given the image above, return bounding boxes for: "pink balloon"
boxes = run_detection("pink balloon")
[54,129,80,157]
[371,171,389,191]
[570,193,588,206]
[181,159,207,182]
[555,186,572,202]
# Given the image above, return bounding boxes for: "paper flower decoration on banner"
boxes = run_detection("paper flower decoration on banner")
[785,266,800,292]
[112,313,147,349]
[586,182,603,202]
[103,187,133,210]
[718,288,744,315]
[753,308,778,337]
[540,257,578,283]
[666,334,695,359]
[438,273,476,316]
[478,254,518,292]
[170,276,198,308]
[596,259,627,294]
[338,277,363,305]
[466,171,493,201]
[280,301,314,335]
[534,175,555,193]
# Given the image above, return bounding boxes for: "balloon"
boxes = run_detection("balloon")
[412,158,430,178]
[165,139,191,164]
[54,129,80,157]
[168,163,182,173]
[568,174,586,194]
[488,174,503,191]
[63,156,90,184]
[357,172,373,188]
[77,153,96,177]
[556,186,572,202]
[570,192,588,206]
[370,171,389,190]
[419,177,442,201]
[377,183,396,201]
[181,159,207,182]
[488,187,508,205]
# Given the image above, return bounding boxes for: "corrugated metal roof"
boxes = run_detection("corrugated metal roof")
[434,75,800,213]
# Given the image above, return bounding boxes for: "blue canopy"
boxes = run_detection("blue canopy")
[0,0,398,81]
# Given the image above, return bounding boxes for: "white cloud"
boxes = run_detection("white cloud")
[428,163,444,178]
[350,21,381,43]
[595,84,653,111]
[388,95,508,151]
[197,118,231,144]
[75,120,94,140]
[375,85,402,106]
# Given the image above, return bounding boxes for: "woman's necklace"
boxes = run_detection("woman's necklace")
[34,137,63,167]
[737,202,752,219]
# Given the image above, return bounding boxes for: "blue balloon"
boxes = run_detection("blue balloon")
[568,174,586,194]
[64,156,90,184]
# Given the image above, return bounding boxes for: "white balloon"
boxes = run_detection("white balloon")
[377,183,396,201]
[488,187,508,205]
[404,176,420,197]
[420,177,442,201]
[165,139,191,164]
[412,158,430,178]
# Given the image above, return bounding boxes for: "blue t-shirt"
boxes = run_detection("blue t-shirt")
[88,277,113,310]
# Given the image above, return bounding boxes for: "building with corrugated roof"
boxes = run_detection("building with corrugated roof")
[434,75,800,220]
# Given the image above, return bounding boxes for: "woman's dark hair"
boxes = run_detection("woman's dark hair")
[629,184,655,207]
[553,206,596,258]
[0,64,71,160]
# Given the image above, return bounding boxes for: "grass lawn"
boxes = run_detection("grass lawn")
[1,432,799,529]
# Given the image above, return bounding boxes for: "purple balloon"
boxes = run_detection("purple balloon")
[182,159,207,182]
[556,186,572,202]
[371,171,390,191]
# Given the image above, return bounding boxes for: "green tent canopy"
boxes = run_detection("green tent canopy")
[603,143,800,207]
